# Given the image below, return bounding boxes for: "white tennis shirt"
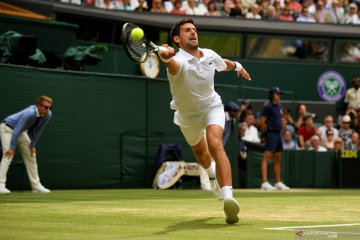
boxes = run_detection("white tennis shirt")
[167,48,227,120]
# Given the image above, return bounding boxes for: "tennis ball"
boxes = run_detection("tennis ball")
[130,28,144,40]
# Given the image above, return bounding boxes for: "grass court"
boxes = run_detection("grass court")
[1,189,360,240]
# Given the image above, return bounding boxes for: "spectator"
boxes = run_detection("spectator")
[297,113,317,149]
[296,6,316,22]
[281,115,296,140]
[134,0,149,11]
[328,0,345,24]
[260,87,289,190]
[238,100,252,123]
[170,0,186,14]
[288,0,302,13]
[242,111,261,143]
[114,0,135,10]
[198,0,210,15]
[344,3,359,24]
[238,122,247,188]
[245,4,262,19]
[184,0,204,15]
[278,6,294,21]
[263,5,279,20]
[238,122,248,161]
[338,115,355,144]
[323,129,335,150]
[242,0,256,13]
[223,0,236,14]
[0,96,53,194]
[164,0,176,12]
[318,115,339,141]
[229,0,246,17]
[282,129,299,150]
[223,101,240,145]
[97,0,116,9]
[150,0,167,12]
[272,0,282,16]
[282,107,295,125]
[308,135,327,152]
[294,103,308,129]
[333,137,344,152]
[313,1,332,23]
[302,0,316,15]
[258,0,271,17]
[344,76,360,112]
[61,0,81,5]
[206,0,222,16]
[344,132,359,150]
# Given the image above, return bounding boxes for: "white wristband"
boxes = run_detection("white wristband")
[159,55,171,63]
[234,61,243,71]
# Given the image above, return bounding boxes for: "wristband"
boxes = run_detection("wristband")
[159,55,171,63]
[234,61,243,71]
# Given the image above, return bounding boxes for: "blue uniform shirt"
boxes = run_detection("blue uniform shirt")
[4,105,52,150]
[262,102,282,133]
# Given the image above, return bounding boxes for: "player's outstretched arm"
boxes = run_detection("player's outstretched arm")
[158,44,180,75]
[223,59,251,81]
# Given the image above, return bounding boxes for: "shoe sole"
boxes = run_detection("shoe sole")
[223,198,240,224]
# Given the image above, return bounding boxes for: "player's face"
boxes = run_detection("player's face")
[37,100,52,116]
[178,23,198,50]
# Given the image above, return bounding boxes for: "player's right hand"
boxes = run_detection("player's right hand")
[160,44,174,60]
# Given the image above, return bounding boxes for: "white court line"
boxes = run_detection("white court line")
[263,223,360,230]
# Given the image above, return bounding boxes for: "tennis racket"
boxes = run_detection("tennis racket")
[121,22,168,63]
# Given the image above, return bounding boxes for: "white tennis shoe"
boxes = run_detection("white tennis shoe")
[275,182,290,191]
[223,197,240,224]
[261,181,276,191]
[210,179,223,200]
[0,185,11,194]
[32,185,51,193]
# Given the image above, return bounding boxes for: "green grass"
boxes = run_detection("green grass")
[0,189,360,240]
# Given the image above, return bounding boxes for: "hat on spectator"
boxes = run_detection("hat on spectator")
[225,101,240,111]
[342,115,351,123]
[349,3,358,10]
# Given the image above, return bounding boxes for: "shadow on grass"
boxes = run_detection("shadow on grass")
[155,217,252,234]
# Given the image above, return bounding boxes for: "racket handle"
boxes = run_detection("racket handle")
[157,46,169,54]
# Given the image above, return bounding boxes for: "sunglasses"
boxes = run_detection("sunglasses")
[40,104,52,110]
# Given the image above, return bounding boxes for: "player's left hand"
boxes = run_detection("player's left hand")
[237,68,251,81]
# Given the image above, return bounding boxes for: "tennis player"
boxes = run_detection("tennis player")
[158,18,251,224]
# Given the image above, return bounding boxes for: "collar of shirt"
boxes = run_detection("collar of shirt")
[35,107,41,117]
[179,48,203,61]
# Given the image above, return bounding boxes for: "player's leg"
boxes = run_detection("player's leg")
[180,125,222,199]
[206,124,239,224]
[206,124,231,187]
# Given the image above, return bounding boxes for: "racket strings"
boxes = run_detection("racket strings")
[122,23,149,63]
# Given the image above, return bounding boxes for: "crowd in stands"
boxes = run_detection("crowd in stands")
[59,0,360,25]
[233,76,360,159]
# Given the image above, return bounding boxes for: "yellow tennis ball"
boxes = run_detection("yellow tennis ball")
[130,28,144,40]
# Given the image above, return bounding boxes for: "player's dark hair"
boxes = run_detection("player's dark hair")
[170,18,195,47]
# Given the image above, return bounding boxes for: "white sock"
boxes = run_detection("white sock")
[221,186,233,199]
[205,161,216,179]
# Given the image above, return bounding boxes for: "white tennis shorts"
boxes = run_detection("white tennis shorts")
[176,103,225,146]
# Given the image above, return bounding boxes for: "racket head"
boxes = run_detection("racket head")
[121,23,150,63]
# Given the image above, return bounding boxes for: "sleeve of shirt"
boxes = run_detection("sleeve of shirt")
[10,113,32,150]
[212,50,227,72]
[262,105,270,117]
[344,90,350,103]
